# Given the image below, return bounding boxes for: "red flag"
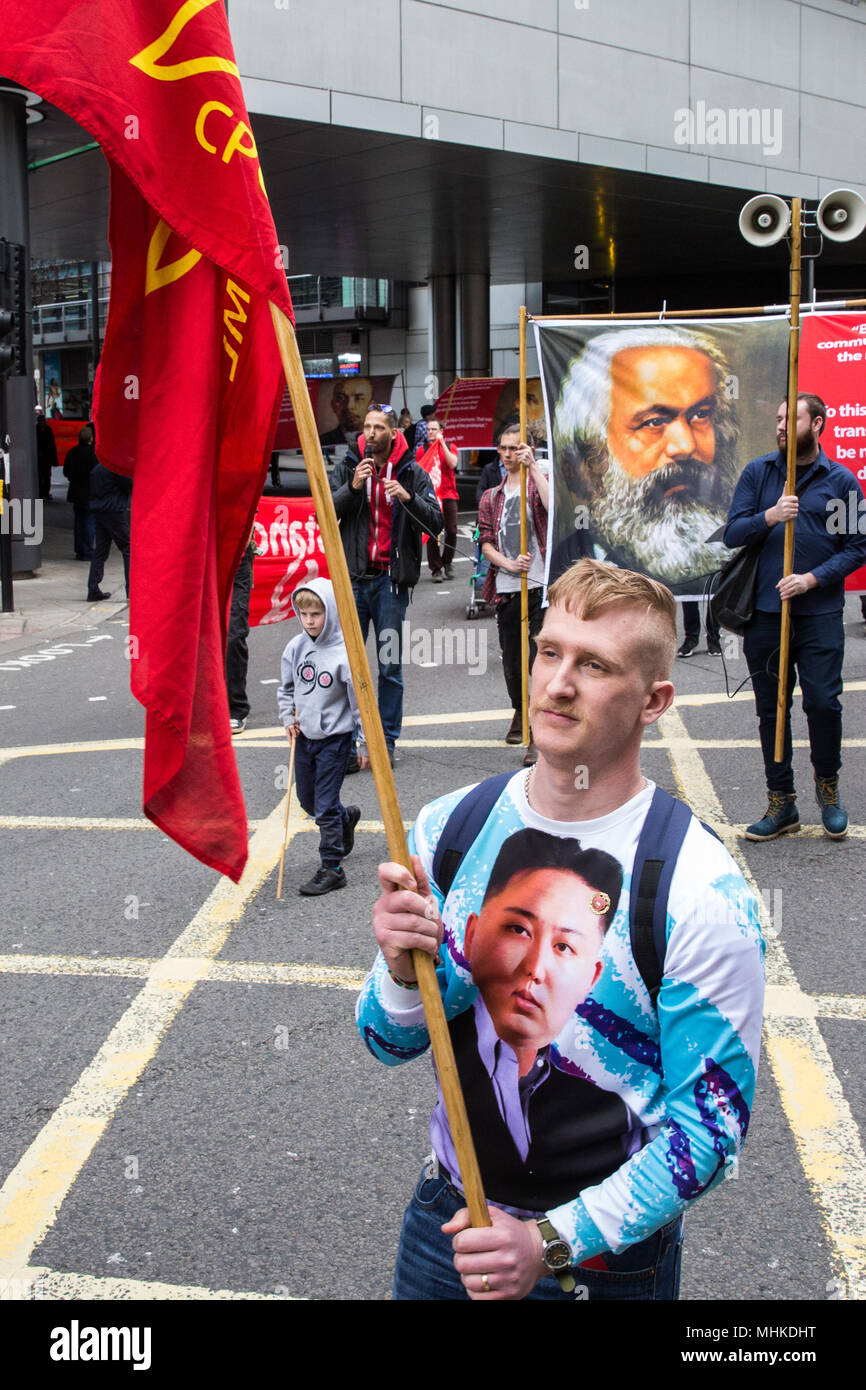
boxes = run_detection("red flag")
[3,0,294,880]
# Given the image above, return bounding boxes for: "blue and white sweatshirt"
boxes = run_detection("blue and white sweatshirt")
[356,773,765,1263]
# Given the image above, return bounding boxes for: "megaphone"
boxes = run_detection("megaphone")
[817,188,866,242]
[738,194,791,247]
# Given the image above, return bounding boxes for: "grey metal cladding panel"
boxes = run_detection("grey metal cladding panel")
[801,94,866,184]
[421,108,503,151]
[229,0,401,101]
[558,0,690,63]
[685,69,799,167]
[706,157,767,193]
[417,0,557,26]
[560,38,689,147]
[578,134,646,174]
[241,77,331,123]
[504,121,577,160]
[765,168,820,200]
[332,93,421,139]
[801,6,866,100]
[402,1,558,127]
[645,146,710,181]
[689,0,800,89]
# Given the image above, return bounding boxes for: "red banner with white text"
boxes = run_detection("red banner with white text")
[800,313,866,591]
[250,496,329,627]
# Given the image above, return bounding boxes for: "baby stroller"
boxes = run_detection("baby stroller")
[466,522,493,620]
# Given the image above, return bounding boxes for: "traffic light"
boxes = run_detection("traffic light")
[0,240,26,378]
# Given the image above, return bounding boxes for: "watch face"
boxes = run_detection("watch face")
[544,1239,572,1272]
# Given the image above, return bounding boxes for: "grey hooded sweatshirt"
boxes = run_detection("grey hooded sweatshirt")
[277,577,361,740]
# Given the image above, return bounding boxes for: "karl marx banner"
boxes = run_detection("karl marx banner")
[535,317,790,597]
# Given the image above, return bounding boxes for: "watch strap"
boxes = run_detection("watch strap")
[537,1217,576,1293]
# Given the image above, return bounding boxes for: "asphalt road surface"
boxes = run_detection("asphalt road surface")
[1,514,864,1325]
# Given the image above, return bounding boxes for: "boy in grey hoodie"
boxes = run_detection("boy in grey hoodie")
[278,578,362,895]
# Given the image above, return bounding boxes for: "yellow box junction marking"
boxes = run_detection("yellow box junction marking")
[660,705,866,1300]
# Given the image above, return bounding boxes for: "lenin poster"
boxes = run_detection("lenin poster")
[535,317,790,598]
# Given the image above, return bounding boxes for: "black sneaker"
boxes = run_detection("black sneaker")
[342,806,361,858]
[87,589,111,602]
[299,865,346,896]
[707,639,722,656]
[676,639,697,658]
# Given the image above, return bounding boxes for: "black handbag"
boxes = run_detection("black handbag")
[709,542,762,634]
[710,465,816,634]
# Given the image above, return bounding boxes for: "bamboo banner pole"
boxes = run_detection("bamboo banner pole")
[775,199,802,763]
[530,298,866,321]
[276,734,297,901]
[269,304,490,1229]
[519,305,530,748]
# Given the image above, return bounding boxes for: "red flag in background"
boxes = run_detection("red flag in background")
[3,0,294,880]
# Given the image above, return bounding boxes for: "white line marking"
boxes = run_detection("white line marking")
[5,1265,297,1301]
[87,696,107,702]
[0,796,300,1285]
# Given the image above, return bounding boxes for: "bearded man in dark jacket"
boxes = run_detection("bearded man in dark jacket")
[330,406,442,766]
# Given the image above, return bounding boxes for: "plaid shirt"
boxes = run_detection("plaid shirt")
[477,476,548,606]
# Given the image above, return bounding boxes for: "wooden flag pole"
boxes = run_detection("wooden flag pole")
[269,304,490,1229]
[519,306,530,747]
[276,733,297,901]
[775,198,802,763]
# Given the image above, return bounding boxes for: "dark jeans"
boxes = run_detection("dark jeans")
[392,1167,683,1301]
[682,599,720,645]
[427,497,458,575]
[743,609,844,793]
[226,552,253,720]
[293,730,352,866]
[73,505,95,559]
[87,509,130,596]
[351,573,409,750]
[496,587,544,714]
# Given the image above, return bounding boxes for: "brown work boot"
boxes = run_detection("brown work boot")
[505,711,523,745]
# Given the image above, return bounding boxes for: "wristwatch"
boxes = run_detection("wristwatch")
[536,1217,576,1293]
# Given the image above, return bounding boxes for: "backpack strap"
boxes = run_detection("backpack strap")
[432,771,514,897]
[629,786,695,1005]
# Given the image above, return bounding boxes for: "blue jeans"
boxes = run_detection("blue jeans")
[351,574,409,750]
[392,1167,683,1301]
[743,609,844,793]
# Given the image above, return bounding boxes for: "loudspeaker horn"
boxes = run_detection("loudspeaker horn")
[817,188,866,243]
[738,195,791,246]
